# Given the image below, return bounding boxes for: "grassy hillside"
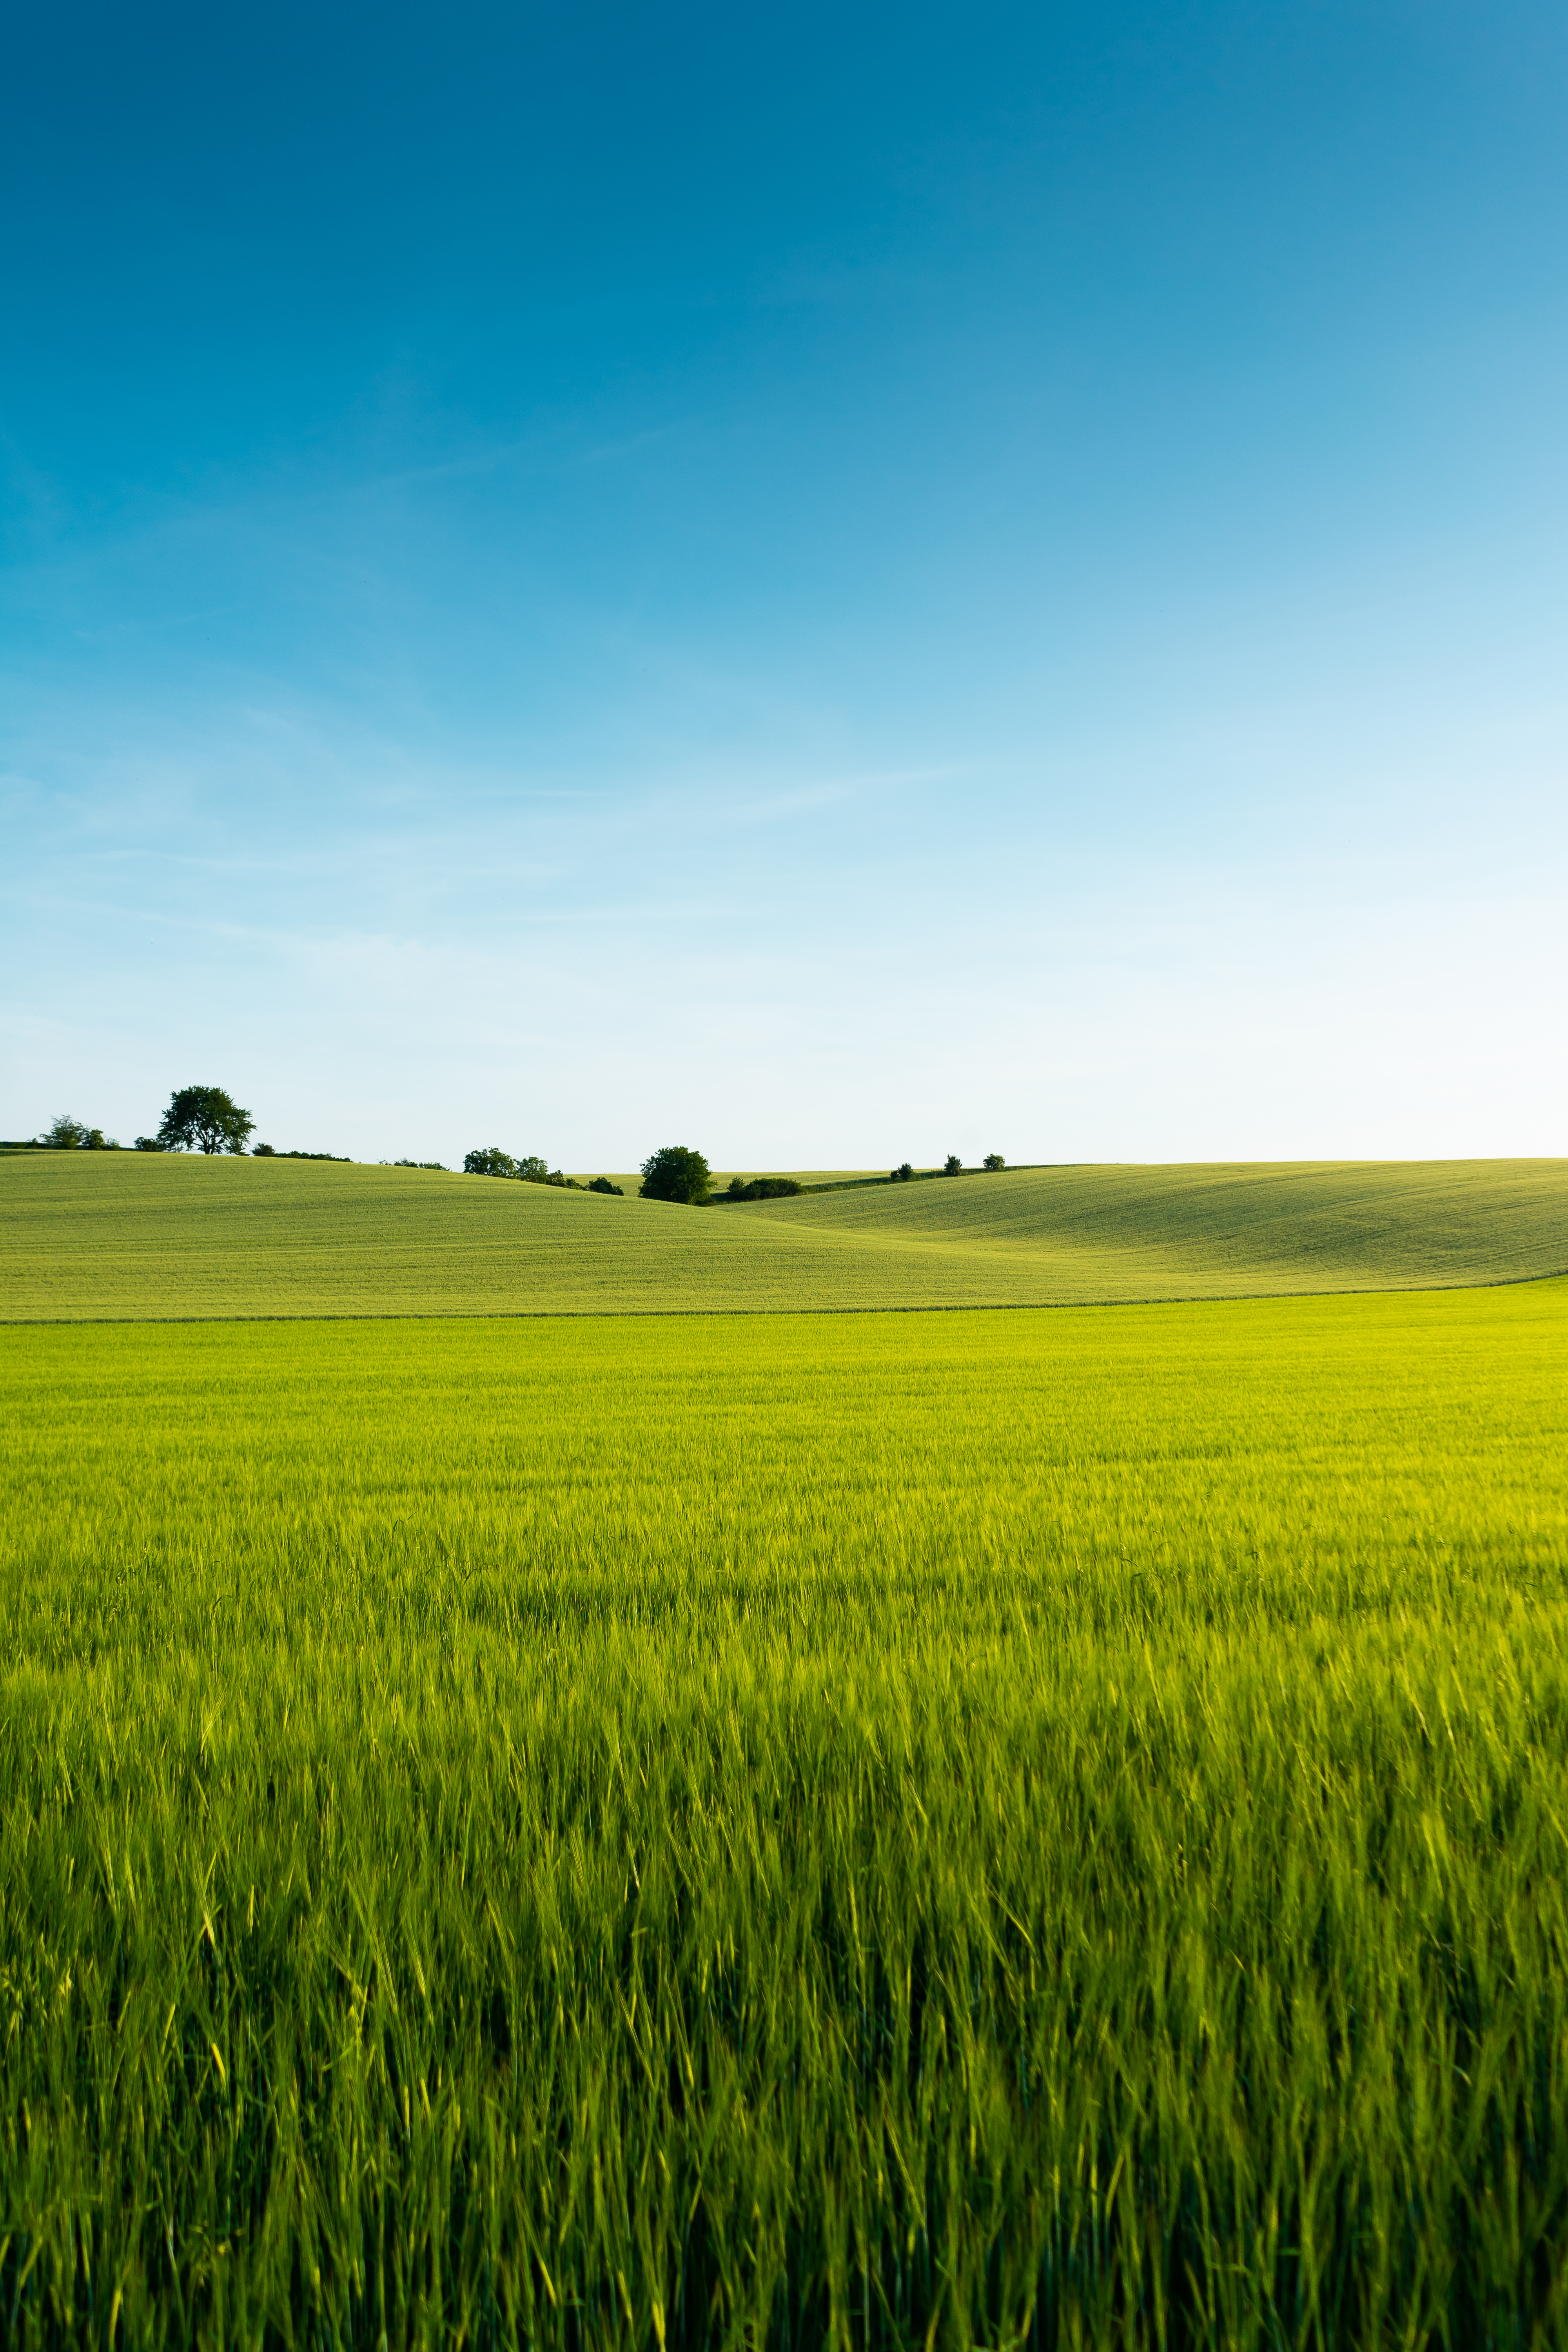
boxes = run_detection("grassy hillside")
[2,1150,1565,1320]
[4,1283,1567,2343]
[744,1156,1568,1287]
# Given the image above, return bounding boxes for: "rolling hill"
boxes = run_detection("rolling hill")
[738,1158,1568,1290]
[2,1151,1565,1320]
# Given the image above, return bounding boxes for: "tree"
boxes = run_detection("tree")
[465,1147,517,1177]
[41,1112,115,1148]
[983,1153,1005,1172]
[944,1154,962,1176]
[639,1145,712,1205]
[156,1085,255,1155]
[890,1162,915,1183]
[587,1176,624,1196]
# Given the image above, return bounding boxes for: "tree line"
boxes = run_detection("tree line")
[463,1149,622,1195]
[19,1088,1009,1194]
[26,1087,412,1163]
[25,1088,262,1156]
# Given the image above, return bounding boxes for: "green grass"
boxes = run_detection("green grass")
[5,1152,1566,1321]
[741,1154,1568,1281]
[4,1281,1568,2346]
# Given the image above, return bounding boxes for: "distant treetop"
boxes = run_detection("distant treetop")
[463,1149,577,1184]
[156,1086,255,1156]
[639,1145,712,1205]
[42,1114,118,1150]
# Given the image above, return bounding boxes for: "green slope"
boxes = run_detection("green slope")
[741,1158,1568,1289]
[2,1151,1565,1321]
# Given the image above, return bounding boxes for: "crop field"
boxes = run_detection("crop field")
[4,1151,1567,1321]
[4,1279,1568,2347]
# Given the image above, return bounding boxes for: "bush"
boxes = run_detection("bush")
[463,1151,563,1183]
[983,1153,1005,1172]
[639,1146,712,1205]
[45,1116,120,1149]
[133,1136,163,1152]
[587,1177,624,1196]
[393,1160,449,1171]
[890,1162,915,1183]
[944,1155,962,1176]
[722,1176,804,1203]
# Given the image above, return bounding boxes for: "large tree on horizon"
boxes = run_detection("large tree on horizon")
[156,1085,255,1155]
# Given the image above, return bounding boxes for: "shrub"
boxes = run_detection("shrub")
[639,1146,712,1205]
[722,1176,804,1203]
[587,1177,624,1196]
[464,1150,560,1183]
[983,1153,1005,1172]
[46,1116,119,1149]
[944,1155,962,1176]
[890,1162,915,1183]
[133,1136,163,1152]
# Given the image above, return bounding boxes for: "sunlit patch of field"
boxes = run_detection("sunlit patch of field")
[4,1282,1567,2345]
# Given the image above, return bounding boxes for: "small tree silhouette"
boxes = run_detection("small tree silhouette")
[157,1086,255,1156]
[639,1145,712,1204]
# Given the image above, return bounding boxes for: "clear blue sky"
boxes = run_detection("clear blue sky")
[4,0,1564,1166]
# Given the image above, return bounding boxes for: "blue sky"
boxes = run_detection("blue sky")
[4,0,1565,1166]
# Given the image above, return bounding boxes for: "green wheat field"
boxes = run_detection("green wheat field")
[4,1151,1568,1318]
[4,1156,1568,2347]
